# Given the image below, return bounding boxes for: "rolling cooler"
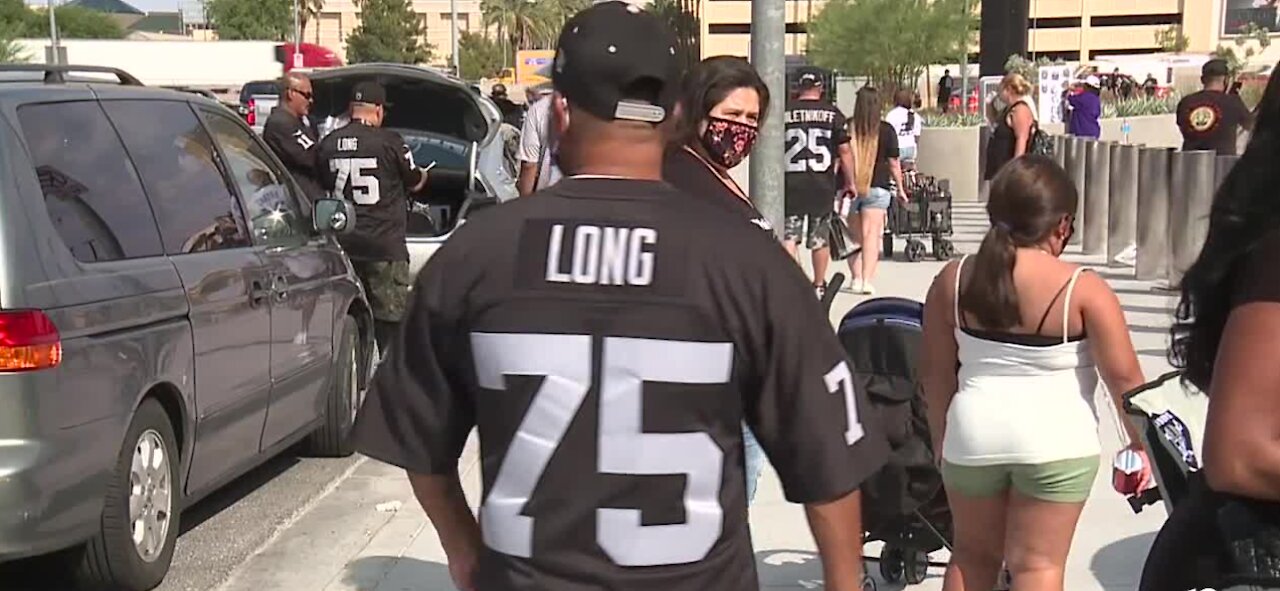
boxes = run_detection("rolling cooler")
[882,173,956,262]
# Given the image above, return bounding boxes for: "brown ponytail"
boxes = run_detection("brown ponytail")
[958,155,1078,330]
[961,222,1021,329]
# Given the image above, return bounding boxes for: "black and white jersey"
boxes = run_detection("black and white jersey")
[317,121,423,261]
[353,177,889,591]
[784,99,850,217]
[262,108,322,200]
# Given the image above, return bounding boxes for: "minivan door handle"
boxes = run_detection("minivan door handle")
[248,279,271,307]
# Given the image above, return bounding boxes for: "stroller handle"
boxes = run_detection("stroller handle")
[1127,487,1163,514]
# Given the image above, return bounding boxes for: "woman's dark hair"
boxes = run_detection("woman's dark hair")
[959,155,1078,329]
[1172,61,1280,391]
[673,56,770,147]
[1086,85,1100,96]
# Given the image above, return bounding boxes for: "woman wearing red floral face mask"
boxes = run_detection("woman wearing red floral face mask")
[664,55,772,238]
[663,56,774,505]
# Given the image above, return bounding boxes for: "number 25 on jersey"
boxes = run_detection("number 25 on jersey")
[785,128,833,173]
[473,332,864,567]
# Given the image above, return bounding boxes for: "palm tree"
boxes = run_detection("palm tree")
[647,0,699,69]
[482,0,545,52]
[299,0,325,34]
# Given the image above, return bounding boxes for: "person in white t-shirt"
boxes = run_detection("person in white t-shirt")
[884,89,924,168]
[517,90,563,196]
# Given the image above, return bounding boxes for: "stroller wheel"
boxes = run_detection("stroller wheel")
[904,550,929,585]
[934,238,956,261]
[861,573,878,591]
[878,547,905,583]
[905,239,927,263]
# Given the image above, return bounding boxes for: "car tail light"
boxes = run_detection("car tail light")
[247,99,257,126]
[0,310,62,372]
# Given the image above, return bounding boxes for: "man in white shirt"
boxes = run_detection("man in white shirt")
[517,88,562,196]
[884,89,924,167]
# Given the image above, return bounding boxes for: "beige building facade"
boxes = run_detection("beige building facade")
[302,0,483,66]
[688,0,1242,62]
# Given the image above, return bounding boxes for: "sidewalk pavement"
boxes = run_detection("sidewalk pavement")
[217,202,1178,591]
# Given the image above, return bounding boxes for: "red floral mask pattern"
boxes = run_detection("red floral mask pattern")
[700,117,758,169]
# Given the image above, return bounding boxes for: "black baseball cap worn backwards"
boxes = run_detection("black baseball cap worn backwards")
[352,81,388,106]
[552,1,681,124]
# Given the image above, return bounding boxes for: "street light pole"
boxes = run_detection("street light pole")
[292,0,302,68]
[749,0,785,234]
[48,0,60,65]
[450,0,459,77]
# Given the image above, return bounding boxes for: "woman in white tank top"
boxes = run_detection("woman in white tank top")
[920,155,1150,591]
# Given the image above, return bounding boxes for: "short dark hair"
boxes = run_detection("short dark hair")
[673,56,770,147]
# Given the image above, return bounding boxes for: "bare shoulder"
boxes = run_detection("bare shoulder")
[930,259,965,300]
[1072,266,1121,306]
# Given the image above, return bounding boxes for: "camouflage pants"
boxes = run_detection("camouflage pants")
[352,260,411,322]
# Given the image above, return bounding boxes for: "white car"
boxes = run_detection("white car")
[308,64,518,274]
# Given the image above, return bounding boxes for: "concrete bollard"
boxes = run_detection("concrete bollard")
[1168,151,1217,287]
[1083,140,1112,255]
[1063,136,1088,246]
[979,126,992,202]
[1136,147,1173,281]
[1053,135,1067,169]
[1108,143,1140,264]
[1215,154,1239,192]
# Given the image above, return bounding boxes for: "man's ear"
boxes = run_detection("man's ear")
[551,91,571,136]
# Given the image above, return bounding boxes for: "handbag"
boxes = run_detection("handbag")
[1029,122,1055,157]
[1215,490,1280,587]
[825,213,860,261]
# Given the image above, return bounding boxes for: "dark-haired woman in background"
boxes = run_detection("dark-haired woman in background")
[1142,62,1280,591]
[920,156,1148,591]
[663,55,773,503]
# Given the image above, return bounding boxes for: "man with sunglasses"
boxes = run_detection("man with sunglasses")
[263,71,323,201]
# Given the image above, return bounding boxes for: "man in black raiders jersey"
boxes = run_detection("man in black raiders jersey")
[351,3,888,591]
[262,71,323,200]
[317,81,430,353]
[784,71,856,294]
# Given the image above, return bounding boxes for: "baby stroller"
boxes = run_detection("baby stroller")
[839,298,1013,589]
[838,298,952,587]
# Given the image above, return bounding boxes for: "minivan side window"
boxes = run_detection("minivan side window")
[198,109,310,245]
[104,100,252,255]
[17,101,164,263]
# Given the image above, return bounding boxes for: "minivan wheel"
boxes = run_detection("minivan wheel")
[306,316,362,457]
[77,398,180,591]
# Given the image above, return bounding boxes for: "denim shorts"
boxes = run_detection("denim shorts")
[899,145,918,163]
[851,187,892,213]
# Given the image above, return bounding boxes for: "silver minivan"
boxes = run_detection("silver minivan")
[0,65,372,590]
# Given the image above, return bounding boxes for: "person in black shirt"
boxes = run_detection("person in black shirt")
[491,83,524,128]
[1177,59,1255,155]
[784,71,856,294]
[938,69,954,112]
[262,71,323,200]
[351,4,888,591]
[663,55,774,508]
[318,81,429,353]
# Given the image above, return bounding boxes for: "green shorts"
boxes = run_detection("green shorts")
[941,456,1100,503]
[351,260,411,322]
